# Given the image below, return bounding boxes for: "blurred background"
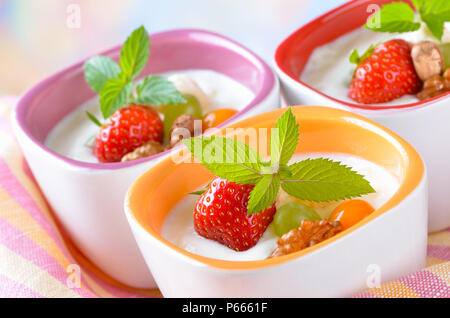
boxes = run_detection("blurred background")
[0,0,346,96]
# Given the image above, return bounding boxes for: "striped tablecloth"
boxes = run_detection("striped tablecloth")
[0,97,448,298]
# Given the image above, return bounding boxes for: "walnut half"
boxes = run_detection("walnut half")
[121,140,166,162]
[411,41,445,81]
[169,114,196,148]
[269,220,342,258]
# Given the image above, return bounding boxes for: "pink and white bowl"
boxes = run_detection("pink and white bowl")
[274,0,449,232]
[11,29,280,288]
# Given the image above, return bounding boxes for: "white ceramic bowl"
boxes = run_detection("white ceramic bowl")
[125,106,427,297]
[11,29,279,288]
[274,0,448,232]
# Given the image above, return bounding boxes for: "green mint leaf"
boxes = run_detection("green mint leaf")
[364,2,421,33]
[411,0,425,10]
[349,45,375,65]
[86,111,103,127]
[247,174,280,215]
[440,43,450,68]
[349,49,361,65]
[189,190,207,196]
[119,25,150,80]
[270,107,299,167]
[419,0,450,40]
[135,75,186,105]
[281,158,375,202]
[84,56,121,93]
[99,78,133,119]
[84,134,96,149]
[182,136,264,185]
[422,15,445,40]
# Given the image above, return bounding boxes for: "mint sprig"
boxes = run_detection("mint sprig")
[84,25,186,120]
[364,0,450,41]
[183,107,375,215]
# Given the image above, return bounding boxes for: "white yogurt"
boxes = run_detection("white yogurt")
[162,153,400,261]
[301,24,450,106]
[45,70,255,163]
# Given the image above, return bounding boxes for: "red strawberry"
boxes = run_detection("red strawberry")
[349,39,421,104]
[94,105,163,162]
[194,177,276,251]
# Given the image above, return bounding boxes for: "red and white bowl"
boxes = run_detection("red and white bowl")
[275,0,447,232]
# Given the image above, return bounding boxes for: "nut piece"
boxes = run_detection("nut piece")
[269,220,342,258]
[411,41,445,81]
[121,140,165,162]
[417,69,450,101]
[169,114,196,148]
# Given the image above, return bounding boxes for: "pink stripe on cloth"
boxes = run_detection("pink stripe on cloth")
[427,245,450,261]
[354,292,377,298]
[0,159,75,262]
[397,270,450,298]
[0,158,149,297]
[0,274,43,298]
[0,218,95,298]
[0,159,102,297]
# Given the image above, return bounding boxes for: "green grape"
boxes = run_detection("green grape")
[440,43,450,69]
[163,94,202,139]
[273,202,321,237]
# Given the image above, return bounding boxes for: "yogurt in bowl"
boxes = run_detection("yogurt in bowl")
[274,0,449,231]
[46,69,254,163]
[125,106,427,297]
[12,28,279,288]
[163,153,399,261]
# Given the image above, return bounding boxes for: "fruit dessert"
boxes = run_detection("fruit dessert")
[162,108,399,261]
[45,26,250,163]
[301,0,450,105]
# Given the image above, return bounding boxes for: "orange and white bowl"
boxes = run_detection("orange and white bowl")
[125,106,427,297]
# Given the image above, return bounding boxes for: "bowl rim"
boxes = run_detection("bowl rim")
[125,106,425,270]
[13,28,277,171]
[274,0,450,112]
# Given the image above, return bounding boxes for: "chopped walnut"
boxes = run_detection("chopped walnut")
[169,114,196,148]
[417,68,450,101]
[269,220,342,258]
[411,41,445,81]
[121,140,166,162]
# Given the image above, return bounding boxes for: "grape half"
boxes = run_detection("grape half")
[273,202,321,237]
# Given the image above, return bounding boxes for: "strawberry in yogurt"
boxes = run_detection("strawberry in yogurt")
[302,1,450,105]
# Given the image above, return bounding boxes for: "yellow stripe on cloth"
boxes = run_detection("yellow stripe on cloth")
[365,281,420,298]
[428,262,450,285]
[428,231,450,247]
[0,245,81,298]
